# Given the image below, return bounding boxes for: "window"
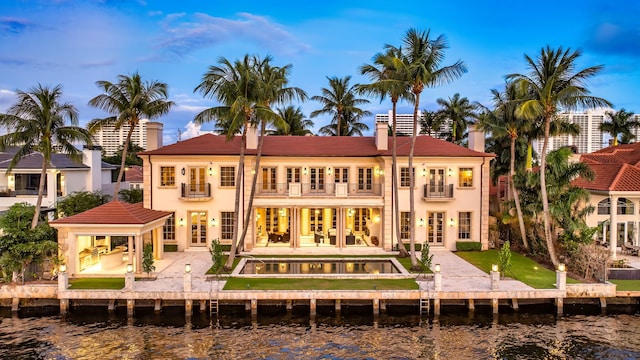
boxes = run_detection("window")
[266,208,279,232]
[354,208,367,232]
[220,166,235,187]
[221,212,235,240]
[261,167,277,191]
[286,167,300,188]
[400,167,415,187]
[618,198,635,215]
[14,173,46,195]
[163,213,175,240]
[400,211,411,239]
[459,168,473,187]
[597,199,610,215]
[160,166,175,187]
[310,167,325,191]
[458,212,471,239]
[358,168,373,191]
[310,208,323,232]
[334,167,349,183]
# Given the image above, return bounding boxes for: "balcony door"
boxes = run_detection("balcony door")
[190,211,207,246]
[310,168,325,192]
[189,167,206,194]
[261,167,276,192]
[429,169,446,193]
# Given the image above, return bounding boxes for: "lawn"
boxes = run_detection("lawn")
[69,278,125,290]
[609,279,640,291]
[456,250,580,289]
[223,277,419,290]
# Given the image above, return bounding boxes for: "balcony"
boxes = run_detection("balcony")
[180,183,212,200]
[255,182,382,197]
[423,184,454,201]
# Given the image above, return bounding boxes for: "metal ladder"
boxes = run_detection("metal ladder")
[419,298,430,315]
[210,298,219,317]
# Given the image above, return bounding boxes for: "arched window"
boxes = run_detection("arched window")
[618,198,635,215]
[597,199,610,215]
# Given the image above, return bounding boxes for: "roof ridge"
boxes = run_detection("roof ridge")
[610,163,628,191]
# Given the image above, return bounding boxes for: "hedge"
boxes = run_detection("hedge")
[456,241,482,251]
[164,244,178,252]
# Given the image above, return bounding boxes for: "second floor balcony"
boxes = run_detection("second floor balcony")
[181,183,212,200]
[256,182,382,197]
[423,184,454,201]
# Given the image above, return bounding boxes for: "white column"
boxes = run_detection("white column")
[135,234,143,273]
[610,196,618,260]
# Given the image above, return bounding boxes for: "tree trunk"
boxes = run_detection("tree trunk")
[510,136,528,251]
[525,141,533,171]
[31,158,48,229]
[408,93,420,268]
[113,126,136,199]
[238,121,266,250]
[392,100,409,257]
[224,127,247,270]
[337,109,342,137]
[541,116,559,266]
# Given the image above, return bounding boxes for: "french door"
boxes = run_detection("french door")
[427,211,444,245]
[190,211,207,246]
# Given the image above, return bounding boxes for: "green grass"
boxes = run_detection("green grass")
[224,277,419,290]
[609,279,640,291]
[456,250,580,289]
[69,278,125,290]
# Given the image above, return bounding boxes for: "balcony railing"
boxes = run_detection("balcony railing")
[255,182,382,196]
[423,184,454,200]
[181,183,211,199]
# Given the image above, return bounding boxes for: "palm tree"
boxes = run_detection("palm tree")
[508,46,610,266]
[270,106,314,135]
[359,47,412,256]
[88,72,174,198]
[195,55,257,270]
[0,84,93,228]
[476,82,530,251]
[401,28,467,268]
[601,108,639,146]
[420,110,445,136]
[317,109,370,136]
[311,76,370,137]
[436,93,477,143]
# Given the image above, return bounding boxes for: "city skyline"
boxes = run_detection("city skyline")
[0,0,638,144]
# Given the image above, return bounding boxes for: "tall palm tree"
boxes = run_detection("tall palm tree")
[317,109,370,136]
[195,55,257,270]
[359,47,412,256]
[476,82,530,251]
[401,28,467,268]
[88,72,174,198]
[420,110,445,136]
[311,76,370,137]
[269,106,314,135]
[601,108,639,146]
[436,93,477,143]
[0,84,93,228]
[508,46,610,266]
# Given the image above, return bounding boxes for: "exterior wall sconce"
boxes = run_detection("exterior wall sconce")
[208,167,213,176]
[179,218,185,227]
[210,218,216,227]
[303,167,308,175]
[348,209,354,216]
[422,168,427,177]
[434,264,441,273]
[279,208,285,217]
[448,217,455,227]
[375,168,384,175]
[126,264,134,273]
[558,263,566,272]
[448,168,453,177]
[418,218,425,227]
[251,169,256,175]
[374,215,380,223]
[327,167,332,175]
[185,263,192,273]
[256,213,261,220]
[181,167,185,176]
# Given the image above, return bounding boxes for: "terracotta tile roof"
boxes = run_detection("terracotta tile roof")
[574,143,640,192]
[50,201,172,225]
[581,142,640,167]
[124,165,143,183]
[140,134,493,158]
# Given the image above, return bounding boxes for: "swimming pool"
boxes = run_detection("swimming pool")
[233,258,411,278]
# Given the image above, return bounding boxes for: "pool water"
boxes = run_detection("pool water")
[238,259,403,275]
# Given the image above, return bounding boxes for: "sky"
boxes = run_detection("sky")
[0,0,639,145]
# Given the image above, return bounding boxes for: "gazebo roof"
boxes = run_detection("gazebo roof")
[50,201,172,225]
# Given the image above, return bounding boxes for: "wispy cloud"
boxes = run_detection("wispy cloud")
[0,17,33,34]
[79,59,117,69]
[152,12,310,60]
[0,89,16,112]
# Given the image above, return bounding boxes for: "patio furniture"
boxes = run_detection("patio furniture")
[623,242,638,256]
[328,228,336,245]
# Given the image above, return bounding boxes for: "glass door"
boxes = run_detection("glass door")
[427,211,444,245]
[190,211,207,246]
[429,169,445,194]
[189,167,206,195]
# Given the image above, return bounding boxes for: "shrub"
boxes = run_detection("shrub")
[209,238,224,276]
[164,244,178,252]
[142,243,155,278]
[456,241,482,251]
[420,241,434,272]
[498,241,512,278]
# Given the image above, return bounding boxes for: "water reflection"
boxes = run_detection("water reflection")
[2,307,640,359]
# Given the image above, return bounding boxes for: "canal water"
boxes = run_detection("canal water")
[2,305,640,359]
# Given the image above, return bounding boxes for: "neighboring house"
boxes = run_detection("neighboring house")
[0,146,120,212]
[139,122,493,253]
[125,165,143,190]
[573,142,640,259]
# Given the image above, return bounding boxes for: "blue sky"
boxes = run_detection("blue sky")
[0,0,639,144]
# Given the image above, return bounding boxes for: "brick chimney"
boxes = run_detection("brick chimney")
[467,125,485,153]
[146,122,163,151]
[375,121,388,151]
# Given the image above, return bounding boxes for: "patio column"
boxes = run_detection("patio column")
[154,228,164,260]
[135,234,143,273]
[128,236,134,266]
[610,195,618,260]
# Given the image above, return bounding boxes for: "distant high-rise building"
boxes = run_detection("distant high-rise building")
[92,119,149,156]
[375,110,451,139]
[535,109,612,155]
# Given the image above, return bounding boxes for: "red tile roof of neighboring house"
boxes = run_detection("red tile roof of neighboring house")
[574,143,640,192]
[140,134,494,158]
[125,165,143,183]
[50,201,172,225]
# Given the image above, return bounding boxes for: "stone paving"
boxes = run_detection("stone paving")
[132,248,534,294]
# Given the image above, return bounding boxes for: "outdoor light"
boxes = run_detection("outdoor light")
[492,264,499,272]
[449,218,455,227]
[181,167,185,176]
[422,168,427,177]
[448,168,453,177]
[179,218,185,227]
[59,264,67,273]
[185,264,192,273]
[434,264,441,273]
[327,167,332,175]
[251,169,256,175]
[303,167,308,175]
[374,215,380,223]
[375,168,384,175]
[210,218,216,227]
[558,263,566,272]
[419,218,425,227]
[208,167,213,176]
[126,264,134,273]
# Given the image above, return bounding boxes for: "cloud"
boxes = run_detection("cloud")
[585,22,640,57]
[152,12,310,60]
[0,17,33,34]
[0,89,17,112]
[79,59,117,69]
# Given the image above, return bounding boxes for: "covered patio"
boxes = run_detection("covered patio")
[50,201,172,277]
